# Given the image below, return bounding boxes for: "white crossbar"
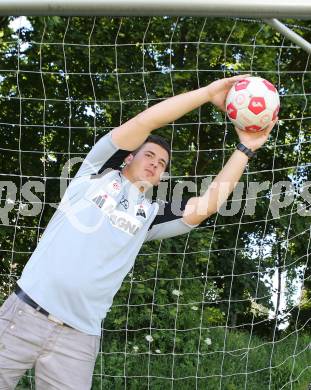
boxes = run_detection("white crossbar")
[0,0,311,18]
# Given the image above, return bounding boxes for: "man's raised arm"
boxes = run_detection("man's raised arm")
[182,121,277,226]
[111,75,247,151]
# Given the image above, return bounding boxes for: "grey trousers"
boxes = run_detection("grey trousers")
[0,293,100,389]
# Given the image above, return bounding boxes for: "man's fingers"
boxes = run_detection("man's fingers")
[265,118,278,133]
[227,74,251,84]
[235,117,278,138]
[258,118,278,140]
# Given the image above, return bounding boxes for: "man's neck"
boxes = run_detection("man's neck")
[121,168,150,193]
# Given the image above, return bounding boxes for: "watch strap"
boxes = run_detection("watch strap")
[236,143,256,158]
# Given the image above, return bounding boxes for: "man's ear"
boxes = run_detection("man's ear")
[124,153,134,166]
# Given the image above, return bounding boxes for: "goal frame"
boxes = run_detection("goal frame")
[0,0,310,19]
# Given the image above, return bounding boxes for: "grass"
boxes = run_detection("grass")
[17,329,311,389]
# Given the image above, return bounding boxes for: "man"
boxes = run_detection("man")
[0,75,276,389]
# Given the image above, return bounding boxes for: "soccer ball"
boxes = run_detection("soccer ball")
[226,76,280,132]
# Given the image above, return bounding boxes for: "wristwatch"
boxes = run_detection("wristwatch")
[236,143,256,159]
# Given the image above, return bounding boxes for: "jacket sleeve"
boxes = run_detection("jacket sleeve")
[144,199,198,242]
[75,132,131,178]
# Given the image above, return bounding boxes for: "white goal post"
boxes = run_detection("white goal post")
[0,0,310,18]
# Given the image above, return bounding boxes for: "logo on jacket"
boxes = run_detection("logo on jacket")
[91,192,117,214]
[119,195,129,210]
[109,212,141,235]
[108,180,121,196]
[92,194,108,208]
[136,204,146,218]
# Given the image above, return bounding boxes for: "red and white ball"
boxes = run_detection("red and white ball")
[226,76,280,132]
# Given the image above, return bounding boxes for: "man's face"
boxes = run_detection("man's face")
[122,142,169,188]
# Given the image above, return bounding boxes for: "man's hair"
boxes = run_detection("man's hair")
[96,134,171,175]
[134,134,171,164]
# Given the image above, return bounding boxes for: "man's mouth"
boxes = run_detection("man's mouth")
[145,169,154,176]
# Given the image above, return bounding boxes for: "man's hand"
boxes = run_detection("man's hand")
[206,74,250,111]
[235,119,278,151]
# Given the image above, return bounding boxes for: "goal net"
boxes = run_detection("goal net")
[0,15,310,389]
